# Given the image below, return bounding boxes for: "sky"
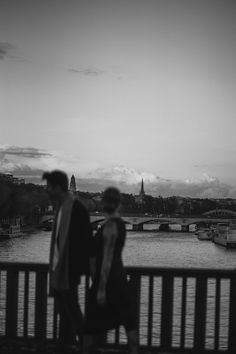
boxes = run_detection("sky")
[1,0,236,197]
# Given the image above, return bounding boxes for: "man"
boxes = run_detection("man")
[42,170,92,353]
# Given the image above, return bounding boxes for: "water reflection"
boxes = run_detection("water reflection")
[0,229,235,269]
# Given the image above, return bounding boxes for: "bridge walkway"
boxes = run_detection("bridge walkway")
[0,341,190,354]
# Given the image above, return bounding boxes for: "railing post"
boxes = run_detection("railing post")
[229,271,236,353]
[6,269,19,338]
[160,275,174,350]
[35,271,48,339]
[194,276,208,351]
[129,274,141,343]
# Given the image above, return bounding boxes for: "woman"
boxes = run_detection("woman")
[84,187,138,354]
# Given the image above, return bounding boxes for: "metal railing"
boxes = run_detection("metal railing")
[0,262,236,353]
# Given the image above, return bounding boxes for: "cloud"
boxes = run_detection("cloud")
[194,164,209,168]
[74,174,236,198]
[0,42,28,62]
[0,144,93,181]
[88,166,158,185]
[146,178,236,199]
[1,145,236,198]
[0,42,15,60]
[0,146,51,158]
[68,66,104,76]
[0,145,52,182]
[78,167,236,198]
[68,66,124,80]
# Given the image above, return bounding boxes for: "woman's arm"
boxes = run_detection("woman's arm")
[97,220,118,305]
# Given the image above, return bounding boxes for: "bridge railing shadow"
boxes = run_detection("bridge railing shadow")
[0,262,236,353]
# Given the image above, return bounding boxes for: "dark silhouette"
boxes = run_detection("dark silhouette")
[42,170,92,353]
[84,187,138,354]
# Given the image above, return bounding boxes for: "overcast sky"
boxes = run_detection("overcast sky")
[1,0,236,196]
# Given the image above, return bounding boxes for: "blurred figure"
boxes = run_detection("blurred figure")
[43,170,92,353]
[84,187,138,354]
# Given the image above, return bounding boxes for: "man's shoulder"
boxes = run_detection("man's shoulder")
[69,198,91,236]
[73,197,83,208]
[72,198,89,216]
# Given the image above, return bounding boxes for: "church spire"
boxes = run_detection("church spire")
[140,178,145,195]
[135,178,145,208]
[70,174,76,194]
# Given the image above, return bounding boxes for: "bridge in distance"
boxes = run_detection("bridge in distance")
[90,209,236,231]
[40,208,236,232]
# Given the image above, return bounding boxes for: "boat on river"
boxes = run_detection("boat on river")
[195,228,212,240]
[212,223,236,248]
[38,218,54,231]
[0,224,23,239]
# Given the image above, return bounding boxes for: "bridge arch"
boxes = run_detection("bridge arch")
[136,218,159,226]
[203,209,236,218]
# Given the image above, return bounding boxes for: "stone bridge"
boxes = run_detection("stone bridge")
[39,208,236,232]
[90,215,235,232]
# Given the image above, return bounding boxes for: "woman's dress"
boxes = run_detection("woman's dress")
[85,217,136,334]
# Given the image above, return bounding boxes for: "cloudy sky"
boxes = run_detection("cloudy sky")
[1,0,236,197]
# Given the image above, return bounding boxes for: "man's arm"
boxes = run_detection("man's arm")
[72,199,92,239]
[69,199,93,274]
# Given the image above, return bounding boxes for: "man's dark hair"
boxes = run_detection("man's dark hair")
[42,170,68,192]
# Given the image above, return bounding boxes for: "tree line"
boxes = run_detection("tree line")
[0,180,50,224]
[1,179,236,224]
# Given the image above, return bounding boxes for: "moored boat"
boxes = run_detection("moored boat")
[212,223,236,249]
[0,224,23,239]
[38,218,54,231]
[195,228,212,240]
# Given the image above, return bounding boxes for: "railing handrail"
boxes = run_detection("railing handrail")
[0,261,235,277]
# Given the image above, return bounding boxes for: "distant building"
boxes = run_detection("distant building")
[0,173,13,182]
[135,178,146,207]
[0,173,25,184]
[69,174,76,194]
[13,177,25,185]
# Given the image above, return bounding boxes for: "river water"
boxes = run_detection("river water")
[0,228,236,269]
[0,228,236,349]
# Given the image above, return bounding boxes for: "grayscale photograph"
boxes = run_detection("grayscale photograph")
[0,1,236,353]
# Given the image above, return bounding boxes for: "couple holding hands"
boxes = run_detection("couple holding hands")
[43,170,138,354]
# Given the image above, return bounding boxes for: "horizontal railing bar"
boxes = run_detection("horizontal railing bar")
[0,262,49,271]
[104,342,230,353]
[0,339,229,353]
[0,262,235,277]
[127,267,236,278]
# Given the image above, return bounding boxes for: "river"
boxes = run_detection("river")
[0,228,236,269]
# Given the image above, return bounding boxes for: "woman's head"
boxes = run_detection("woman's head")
[102,187,121,214]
